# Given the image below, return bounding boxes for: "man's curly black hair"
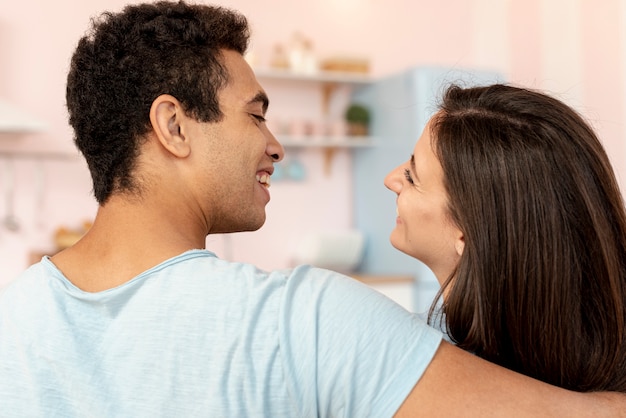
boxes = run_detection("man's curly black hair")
[66,1,249,204]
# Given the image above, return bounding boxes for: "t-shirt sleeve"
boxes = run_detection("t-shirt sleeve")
[278,265,442,418]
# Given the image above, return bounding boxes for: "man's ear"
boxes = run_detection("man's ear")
[149,94,191,158]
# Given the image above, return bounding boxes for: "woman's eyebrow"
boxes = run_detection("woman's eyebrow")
[410,154,420,182]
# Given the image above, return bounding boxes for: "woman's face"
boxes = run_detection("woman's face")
[384,119,464,284]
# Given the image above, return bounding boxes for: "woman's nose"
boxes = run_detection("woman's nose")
[384,165,402,193]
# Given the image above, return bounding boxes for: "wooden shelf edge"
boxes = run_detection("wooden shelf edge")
[254,68,373,85]
[279,136,375,148]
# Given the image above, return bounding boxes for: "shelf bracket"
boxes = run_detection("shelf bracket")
[321,82,338,115]
[323,147,337,176]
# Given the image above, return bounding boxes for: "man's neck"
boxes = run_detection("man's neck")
[50,195,208,292]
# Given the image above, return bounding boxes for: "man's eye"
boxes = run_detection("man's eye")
[404,169,414,184]
[251,114,266,123]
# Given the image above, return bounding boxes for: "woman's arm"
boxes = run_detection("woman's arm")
[395,341,626,417]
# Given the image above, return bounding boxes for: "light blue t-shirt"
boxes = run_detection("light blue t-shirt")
[0,250,442,417]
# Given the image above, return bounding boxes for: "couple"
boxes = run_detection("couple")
[1,1,625,416]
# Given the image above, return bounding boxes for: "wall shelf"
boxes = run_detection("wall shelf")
[256,68,372,115]
[0,152,79,161]
[279,136,375,148]
[254,68,372,86]
[278,136,376,175]
[0,99,46,133]
[279,136,376,174]
[256,68,375,175]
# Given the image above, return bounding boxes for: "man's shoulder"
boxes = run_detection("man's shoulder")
[1,259,47,298]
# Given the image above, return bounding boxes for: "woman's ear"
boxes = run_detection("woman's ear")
[149,94,191,158]
[454,234,465,257]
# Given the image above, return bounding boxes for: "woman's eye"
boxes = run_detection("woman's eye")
[404,169,415,185]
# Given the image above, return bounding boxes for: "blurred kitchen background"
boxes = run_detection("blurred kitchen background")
[1,0,624,313]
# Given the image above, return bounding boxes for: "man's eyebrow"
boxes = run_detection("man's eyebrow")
[248,91,269,113]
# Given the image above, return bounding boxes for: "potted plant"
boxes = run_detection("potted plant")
[344,103,370,136]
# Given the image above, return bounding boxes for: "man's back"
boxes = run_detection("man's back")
[1,250,441,417]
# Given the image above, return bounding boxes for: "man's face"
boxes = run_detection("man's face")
[187,49,284,234]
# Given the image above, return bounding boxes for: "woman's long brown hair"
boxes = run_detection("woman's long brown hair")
[431,84,626,391]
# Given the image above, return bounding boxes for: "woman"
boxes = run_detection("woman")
[385,83,626,392]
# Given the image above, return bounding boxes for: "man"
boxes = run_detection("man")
[0,2,623,416]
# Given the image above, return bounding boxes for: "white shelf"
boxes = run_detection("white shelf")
[0,99,46,133]
[279,136,375,148]
[255,69,375,175]
[254,68,372,85]
[0,150,79,161]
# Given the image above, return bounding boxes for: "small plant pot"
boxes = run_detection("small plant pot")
[347,122,368,136]
[344,103,370,137]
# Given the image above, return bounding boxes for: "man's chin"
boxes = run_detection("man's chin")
[246,214,266,232]
[213,216,266,235]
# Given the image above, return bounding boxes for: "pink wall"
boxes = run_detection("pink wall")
[581,1,626,182]
[1,0,625,283]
